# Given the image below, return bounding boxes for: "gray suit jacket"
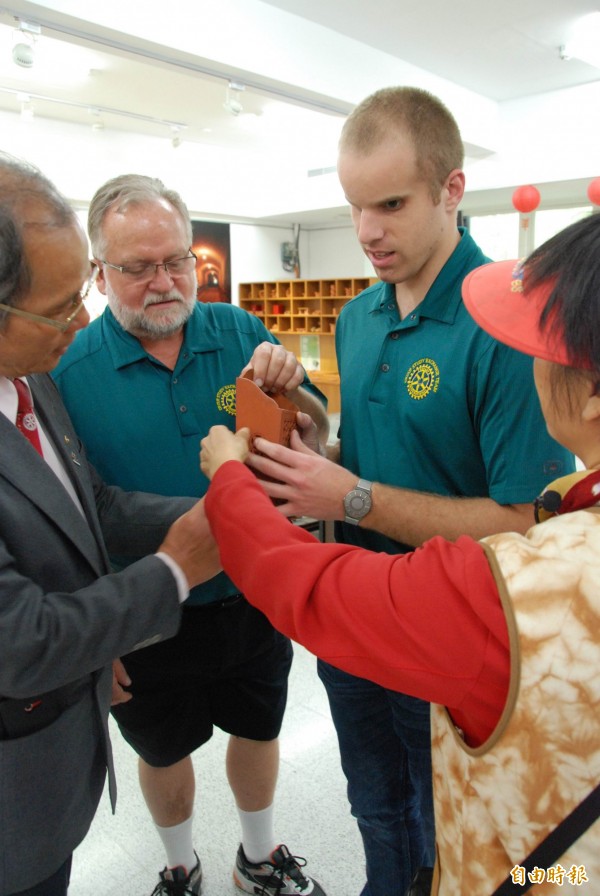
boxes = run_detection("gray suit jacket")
[0,374,193,895]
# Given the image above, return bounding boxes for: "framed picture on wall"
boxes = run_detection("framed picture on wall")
[191,220,231,302]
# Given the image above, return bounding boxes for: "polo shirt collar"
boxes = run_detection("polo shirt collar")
[103,302,221,370]
[368,228,483,324]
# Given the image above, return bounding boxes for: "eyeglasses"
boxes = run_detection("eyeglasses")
[0,265,99,332]
[100,251,197,283]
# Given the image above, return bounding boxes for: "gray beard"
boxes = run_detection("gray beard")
[107,288,196,339]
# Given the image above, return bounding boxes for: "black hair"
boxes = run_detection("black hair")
[0,209,26,308]
[525,213,600,374]
[0,152,75,323]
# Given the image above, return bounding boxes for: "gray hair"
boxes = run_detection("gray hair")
[88,174,193,257]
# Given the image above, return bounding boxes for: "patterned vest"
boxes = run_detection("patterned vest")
[431,508,600,895]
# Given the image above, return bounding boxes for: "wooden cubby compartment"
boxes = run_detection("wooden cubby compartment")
[239,278,375,337]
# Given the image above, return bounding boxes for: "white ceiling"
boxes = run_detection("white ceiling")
[0,0,598,227]
[264,0,600,102]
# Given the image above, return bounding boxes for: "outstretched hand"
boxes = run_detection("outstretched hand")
[200,425,251,481]
[246,429,356,520]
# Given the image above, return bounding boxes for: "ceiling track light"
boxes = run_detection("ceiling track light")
[0,7,351,116]
[12,19,40,68]
[88,107,104,131]
[0,86,188,135]
[224,81,245,116]
[17,91,33,119]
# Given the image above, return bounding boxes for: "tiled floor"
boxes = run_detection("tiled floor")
[69,644,364,896]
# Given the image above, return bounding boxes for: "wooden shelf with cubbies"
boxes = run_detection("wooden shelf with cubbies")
[239,277,375,338]
[239,277,377,413]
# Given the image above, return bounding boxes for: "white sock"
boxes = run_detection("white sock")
[155,817,197,873]
[237,804,277,863]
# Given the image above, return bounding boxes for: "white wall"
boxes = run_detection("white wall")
[230,222,369,302]
[304,227,369,280]
[230,223,304,302]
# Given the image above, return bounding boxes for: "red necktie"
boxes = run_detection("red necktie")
[13,378,43,456]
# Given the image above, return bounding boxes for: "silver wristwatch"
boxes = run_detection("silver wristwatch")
[343,478,373,525]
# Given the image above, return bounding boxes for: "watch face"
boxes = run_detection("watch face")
[344,486,372,520]
[346,491,367,515]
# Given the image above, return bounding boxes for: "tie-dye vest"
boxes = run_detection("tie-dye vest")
[431,508,600,895]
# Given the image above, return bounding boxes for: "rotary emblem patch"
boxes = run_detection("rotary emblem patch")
[216,384,237,416]
[22,412,38,431]
[404,358,440,400]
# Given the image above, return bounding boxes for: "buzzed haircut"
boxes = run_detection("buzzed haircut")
[339,86,464,200]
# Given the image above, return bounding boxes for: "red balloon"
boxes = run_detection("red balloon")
[587,177,600,206]
[512,185,541,214]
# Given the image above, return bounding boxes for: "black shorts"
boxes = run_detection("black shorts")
[111,595,293,767]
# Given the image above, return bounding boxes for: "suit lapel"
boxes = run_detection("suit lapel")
[0,375,108,575]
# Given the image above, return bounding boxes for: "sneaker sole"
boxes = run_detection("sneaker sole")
[233,868,261,894]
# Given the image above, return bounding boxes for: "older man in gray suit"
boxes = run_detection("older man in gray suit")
[0,153,220,896]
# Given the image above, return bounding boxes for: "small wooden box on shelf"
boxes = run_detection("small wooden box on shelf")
[239,277,376,413]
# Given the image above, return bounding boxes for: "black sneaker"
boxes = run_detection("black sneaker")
[151,852,202,895]
[233,844,327,895]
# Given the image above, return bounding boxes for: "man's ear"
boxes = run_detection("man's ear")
[444,169,465,212]
[581,387,600,423]
[94,261,108,296]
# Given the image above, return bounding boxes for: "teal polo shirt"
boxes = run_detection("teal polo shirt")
[53,301,325,605]
[335,229,574,555]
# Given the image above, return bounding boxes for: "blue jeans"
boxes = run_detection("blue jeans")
[318,661,435,896]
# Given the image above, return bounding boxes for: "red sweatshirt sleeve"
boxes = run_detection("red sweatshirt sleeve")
[205,461,510,745]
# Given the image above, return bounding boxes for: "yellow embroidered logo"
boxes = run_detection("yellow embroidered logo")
[216,384,237,416]
[404,358,440,400]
